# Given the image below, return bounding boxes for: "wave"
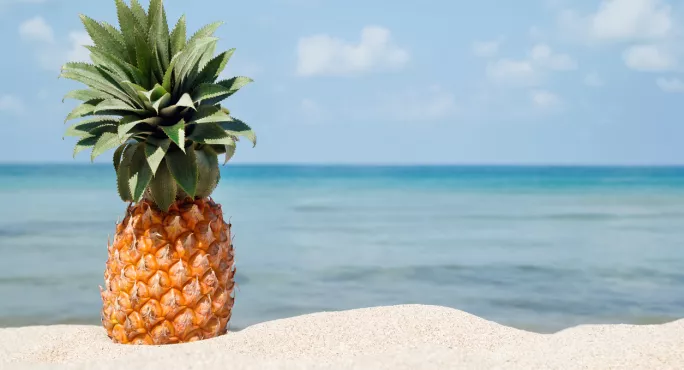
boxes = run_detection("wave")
[314,264,684,286]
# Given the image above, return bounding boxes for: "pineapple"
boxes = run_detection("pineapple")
[60,0,256,345]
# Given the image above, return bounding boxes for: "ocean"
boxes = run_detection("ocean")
[0,164,683,333]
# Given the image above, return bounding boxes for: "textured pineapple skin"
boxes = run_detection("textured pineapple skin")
[100,198,235,345]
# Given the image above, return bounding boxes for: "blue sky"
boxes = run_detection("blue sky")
[1,0,683,165]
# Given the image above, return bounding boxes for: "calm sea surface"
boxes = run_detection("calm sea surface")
[0,165,683,333]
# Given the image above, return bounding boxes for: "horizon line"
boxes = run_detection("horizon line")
[1,162,684,168]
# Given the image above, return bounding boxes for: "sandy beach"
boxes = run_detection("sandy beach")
[0,305,682,369]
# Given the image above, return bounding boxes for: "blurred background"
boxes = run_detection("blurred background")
[1,0,683,332]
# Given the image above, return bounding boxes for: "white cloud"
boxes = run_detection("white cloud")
[377,85,457,121]
[19,16,54,43]
[591,0,672,41]
[559,0,674,42]
[472,40,501,57]
[531,89,561,108]
[486,59,539,85]
[583,72,604,87]
[529,43,578,70]
[622,44,676,71]
[486,44,575,85]
[19,16,93,70]
[656,77,684,92]
[558,0,681,78]
[0,95,25,116]
[296,26,409,76]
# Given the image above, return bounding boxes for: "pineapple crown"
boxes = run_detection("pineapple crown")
[60,0,256,211]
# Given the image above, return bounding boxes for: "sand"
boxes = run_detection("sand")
[0,305,682,369]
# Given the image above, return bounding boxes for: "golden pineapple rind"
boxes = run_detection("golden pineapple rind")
[101,198,235,345]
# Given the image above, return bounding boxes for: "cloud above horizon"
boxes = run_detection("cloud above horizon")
[485,43,576,87]
[19,16,92,70]
[558,0,674,42]
[1,0,683,164]
[472,40,502,58]
[296,26,409,77]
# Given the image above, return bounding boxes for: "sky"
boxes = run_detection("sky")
[0,0,683,165]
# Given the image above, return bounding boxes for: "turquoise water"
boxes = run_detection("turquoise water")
[0,165,683,333]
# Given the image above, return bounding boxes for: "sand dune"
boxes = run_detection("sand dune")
[1,305,682,369]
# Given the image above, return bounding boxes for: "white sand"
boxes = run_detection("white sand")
[0,305,682,369]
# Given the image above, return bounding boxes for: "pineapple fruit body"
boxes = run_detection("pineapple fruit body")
[101,198,236,345]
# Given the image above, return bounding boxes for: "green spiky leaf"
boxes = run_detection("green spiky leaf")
[223,139,237,165]
[121,80,154,111]
[114,0,138,63]
[63,4,257,201]
[94,99,134,113]
[191,83,231,104]
[151,93,171,113]
[209,144,226,154]
[79,14,126,59]
[187,21,222,45]
[60,69,115,97]
[149,46,164,85]
[187,107,229,124]
[144,137,171,175]
[65,100,103,122]
[113,143,126,172]
[93,66,142,107]
[148,0,170,71]
[118,116,161,138]
[129,0,148,31]
[65,117,118,137]
[128,143,153,201]
[175,93,196,110]
[166,146,198,197]
[193,76,253,106]
[161,119,186,151]
[190,105,221,122]
[91,131,128,162]
[195,146,220,197]
[217,76,253,96]
[162,52,181,92]
[118,116,141,138]
[187,122,229,144]
[197,39,216,70]
[149,158,176,211]
[219,118,257,147]
[73,135,99,158]
[60,63,137,105]
[121,81,147,93]
[86,45,146,86]
[174,37,218,95]
[116,143,137,201]
[169,15,186,57]
[143,84,167,102]
[134,32,151,88]
[62,89,109,102]
[147,0,162,29]
[194,49,234,85]
[102,21,126,47]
